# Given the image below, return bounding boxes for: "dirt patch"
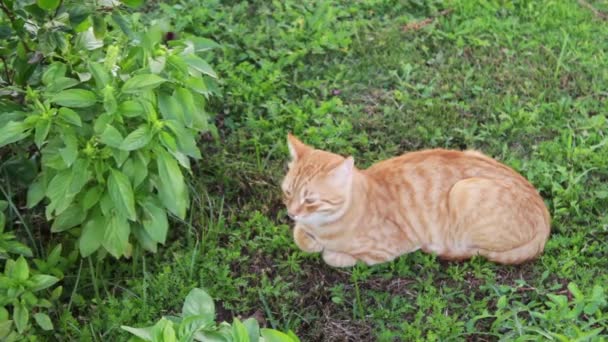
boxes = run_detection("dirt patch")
[320,316,374,342]
[364,277,416,297]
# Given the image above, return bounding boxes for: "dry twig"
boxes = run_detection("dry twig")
[402,9,453,32]
[578,0,608,20]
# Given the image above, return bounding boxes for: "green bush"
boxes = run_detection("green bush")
[122,287,300,342]
[0,0,219,258]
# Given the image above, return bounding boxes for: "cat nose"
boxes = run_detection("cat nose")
[287,210,298,220]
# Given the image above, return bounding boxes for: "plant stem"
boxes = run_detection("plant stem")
[0,182,38,256]
[88,257,101,302]
[54,0,64,17]
[67,259,83,312]
[0,56,11,84]
[0,0,32,52]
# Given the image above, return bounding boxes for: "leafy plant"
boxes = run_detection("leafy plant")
[0,0,219,258]
[0,255,62,340]
[0,199,62,340]
[0,200,32,259]
[122,287,300,342]
[468,283,608,340]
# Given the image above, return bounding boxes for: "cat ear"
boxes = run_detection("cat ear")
[287,133,310,162]
[329,156,355,181]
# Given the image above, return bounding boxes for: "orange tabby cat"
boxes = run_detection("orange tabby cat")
[281,134,550,267]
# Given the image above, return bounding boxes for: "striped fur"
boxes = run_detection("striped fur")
[282,134,551,267]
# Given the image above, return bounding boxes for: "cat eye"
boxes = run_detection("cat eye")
[304,198,316,204]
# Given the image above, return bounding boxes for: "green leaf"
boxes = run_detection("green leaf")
[59,133,78,167]
[156,149,188,219]
[68,158,91,195]
[37,0,60,11]
[58,108,82,126]
[167,55,189,75]
[567,282,583,300]
[149,56,166,74]
[142,24,164,54]
[182,288,215,321]
[159,132,190,170]
[4,240,34,257]
[159,131,178,151]
[139,90,158,120]
[0,320,12,339]
[190,93,210,130]
[133,151,149,188]
[120,160,138,188]
[120,125,152,151]
[93,113,113,134]
[51,89,97,108]
[152,318,176,342]
[133,224,158,253]
[42,62,67,85]
[158,92,184,122]
[286,331,300,342]
[189,37,221,52]
[27,177,46,208]
[122,0,144,7]
[82,186,102,211]
[46,77,80,93]
[30,274,59,291]
[102,215,130,258]
[260,329,297,342]
[140,198,168,244]
[79,213,106,257]
[0,121,31,147]
[50,204,86,232]
[99,125,124,148]
[13,302,28,333]
[243,318,260,342]
[108,169,136,221]
[48,243,62,264]
[175,88,195,127]
[103,86,118,114]
[46,170,75,215]
[111,13,134,39]
[99,192,113,217]
[92,15,106,39]
[13,256,29,281]
[33,313,53,331]
[121,325,153,341]
[166,121,201,158]
[121,74,166,94]
[45,159,90,217]
[89,62,110,89]
[497,295,507,309]
[75,27,103,50]
[119,100,145,118]
[50,286,63,300]
[34,119,51,148]
[185,76,209,95]
[183,54,218,78]
[233,318,250,342]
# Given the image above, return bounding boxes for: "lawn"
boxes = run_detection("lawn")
[1,0,608,341]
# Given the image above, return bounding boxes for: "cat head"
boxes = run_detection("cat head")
[281,134,355,226]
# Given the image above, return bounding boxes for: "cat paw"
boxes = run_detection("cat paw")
[293,225,323,253]
[322,250,357,267]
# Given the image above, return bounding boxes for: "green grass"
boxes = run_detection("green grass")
[12,0,608,340]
